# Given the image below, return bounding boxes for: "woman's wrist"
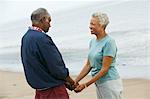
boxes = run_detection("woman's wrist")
[84,83,88,88]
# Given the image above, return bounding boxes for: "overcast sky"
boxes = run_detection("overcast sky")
[0,0,97,25]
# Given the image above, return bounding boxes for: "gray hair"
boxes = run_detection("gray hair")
[31,8,49,24]
[92,12,109,28]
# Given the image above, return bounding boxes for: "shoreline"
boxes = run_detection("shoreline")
[0,70,150,99]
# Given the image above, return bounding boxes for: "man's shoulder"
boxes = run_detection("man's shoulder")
[22,29,53,45]
[24,29,47,39]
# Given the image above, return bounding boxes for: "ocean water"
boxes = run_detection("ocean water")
[0,48,149,79]
[0,0,150,79]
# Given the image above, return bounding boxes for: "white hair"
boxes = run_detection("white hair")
[92,12,109,28]
[31,8,50,24]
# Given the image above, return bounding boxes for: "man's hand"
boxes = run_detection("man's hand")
[65,81,75,91]
[74,81,79,88]
[66,76,74,85]
[65,76,79,91]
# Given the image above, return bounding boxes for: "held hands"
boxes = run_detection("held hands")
[65,81,79,91]
[65,76,87,93]
[65,76,79,91]
[74,83,87,93]
[65,81,87,93]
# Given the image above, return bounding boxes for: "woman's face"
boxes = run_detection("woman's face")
[89,17,101,35]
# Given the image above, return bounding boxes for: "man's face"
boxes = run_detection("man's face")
[41,15,51,33]
[89,17,100,35]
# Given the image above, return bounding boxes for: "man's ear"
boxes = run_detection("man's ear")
[40,17,46,23]
[41,17,49,23]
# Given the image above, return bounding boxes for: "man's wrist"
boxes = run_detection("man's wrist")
[66,76,74,85]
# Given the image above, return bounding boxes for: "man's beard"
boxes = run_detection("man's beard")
[44,28,49,33]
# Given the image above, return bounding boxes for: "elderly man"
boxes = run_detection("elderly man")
[21,8,75,99]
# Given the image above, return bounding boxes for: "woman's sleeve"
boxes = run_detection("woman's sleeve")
[103,39,117,58]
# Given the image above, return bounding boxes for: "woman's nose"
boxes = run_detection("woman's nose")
[89,25,92,29]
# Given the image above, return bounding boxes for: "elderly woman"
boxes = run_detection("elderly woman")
[74,12,123,99]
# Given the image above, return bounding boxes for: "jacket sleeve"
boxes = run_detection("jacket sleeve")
[36,35,69,80]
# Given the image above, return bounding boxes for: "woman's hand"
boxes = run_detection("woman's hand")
[74,83,86,93]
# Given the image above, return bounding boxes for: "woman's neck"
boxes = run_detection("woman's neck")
[96,30,107,40]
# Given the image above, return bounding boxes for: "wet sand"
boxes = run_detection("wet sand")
[0,71,149,99]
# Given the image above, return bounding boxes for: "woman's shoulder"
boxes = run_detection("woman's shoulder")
[105,35,117,47]
[89,37,96,43]
[106,35,116,42]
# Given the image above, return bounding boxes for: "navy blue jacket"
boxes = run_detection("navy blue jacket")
[21,29,69,89]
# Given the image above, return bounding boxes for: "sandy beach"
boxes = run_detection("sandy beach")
[0,71,149,99]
